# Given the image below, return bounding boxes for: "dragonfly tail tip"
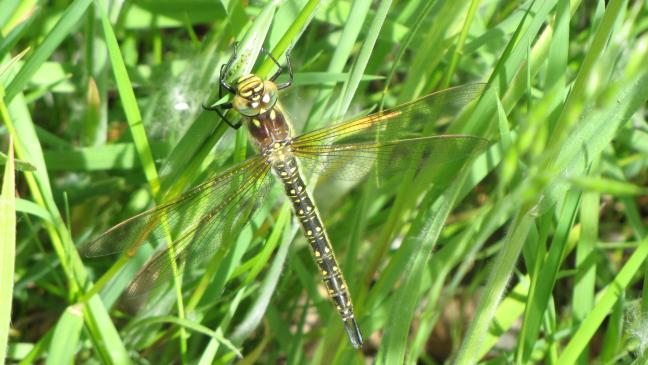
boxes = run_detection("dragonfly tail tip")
[343,317,363,349]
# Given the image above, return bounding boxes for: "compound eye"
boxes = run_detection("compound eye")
[233,95,260,116]
[260,81,278,110]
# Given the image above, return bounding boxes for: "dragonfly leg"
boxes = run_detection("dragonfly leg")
[202,43,243,130]
[219,64,236,95]
[202,102,242,129]
[268,47,293,90]
[219,42,239,95]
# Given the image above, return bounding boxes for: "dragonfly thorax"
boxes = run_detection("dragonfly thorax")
[233,74,278,117]
[245,104,293,150]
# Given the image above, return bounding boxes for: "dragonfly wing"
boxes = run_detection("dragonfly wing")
[293,83,486,146]
[82,155,272,299]
[292,135,489,181]
[291,84,489,180]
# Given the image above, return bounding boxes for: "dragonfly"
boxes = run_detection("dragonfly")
[83,45,489,349]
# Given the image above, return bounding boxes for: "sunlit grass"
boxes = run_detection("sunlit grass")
[2,1,648,364]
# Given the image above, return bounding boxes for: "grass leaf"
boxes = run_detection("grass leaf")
[0,140,16,364]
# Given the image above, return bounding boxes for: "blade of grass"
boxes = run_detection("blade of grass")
[456,33,648,365]
[96,3,190,360]
[0,0,21,31]
[0,151,34,171]
[230,213,295,344]
[547,0,627,145]
[558,235,648,363]
[569,176,648,196]
[125,315,241,358]
[334,0,391,118]
[256,0,322,78]
[0,48,30,81]
[42,142,172,171]
[396,0,475,103]
[0,139,15,364]
[303,0,371,131]
[571,165,600,364]
[455,206,534,365]
[45,305,84,365]
[381,0,436,103]
[97,3,160,196]
[376,164,473,364]
[4,0,93,102]
[440,0,481,88]
[600,295,624,362]
[2,90,130,364]
[478,280,529,357]
[516,189,581,362]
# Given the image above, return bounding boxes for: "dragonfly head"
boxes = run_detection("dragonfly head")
[233,74,278,117]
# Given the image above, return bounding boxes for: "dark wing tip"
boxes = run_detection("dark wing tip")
[79,236,108,258]
[79,228,125,258]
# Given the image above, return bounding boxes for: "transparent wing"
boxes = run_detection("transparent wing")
[294,84,485,145]
[293,136,489,180]
[82,155,272,298]
[291,84,489,179]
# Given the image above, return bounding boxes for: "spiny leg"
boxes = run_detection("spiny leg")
[202,43,242,129]
[266,46,293,90]
[202,101,241,129]
[219,42,239,94]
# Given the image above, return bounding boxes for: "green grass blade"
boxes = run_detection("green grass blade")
[571,166,601,364]
[377,167,472,364]
[548,0,627,144]
[397,0,478,103]
[455,209,534,365]
[516,189,581,362]
[9,1,648,362]
[334,0,391,118]
[0,140,15,364]
[600,295,624,362]
[45,305,84,365]
[4,0,93,102]
[558,235,648,363]
[230,208,293,344]
[440,0,481,88]
[97,3,160,196]
[3,76,131,365]
[569,176,648,196]
[303,0,371,131]
[0,151,35,171]
[257,0,322,78]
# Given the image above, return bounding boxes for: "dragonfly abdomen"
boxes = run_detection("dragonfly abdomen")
[272,155,363,348]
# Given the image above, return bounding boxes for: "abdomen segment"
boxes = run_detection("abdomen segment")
[273,155,363,349]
